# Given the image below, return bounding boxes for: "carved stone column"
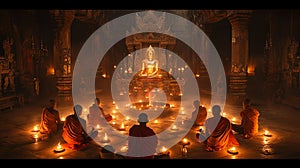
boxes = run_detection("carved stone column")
[51,10,75,101]
[228,11,252,103]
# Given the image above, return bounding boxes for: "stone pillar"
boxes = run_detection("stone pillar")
[51,10,75,102]
[228,11,252,104]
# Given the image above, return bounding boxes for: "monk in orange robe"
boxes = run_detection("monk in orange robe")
[232,98,260,139]
[191,100,207,126]
[39,99,62,139]
[200,105,239,152]
[126,113,158,159]
[62,104,98,150]
[87,97,112,129]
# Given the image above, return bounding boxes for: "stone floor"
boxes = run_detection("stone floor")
[1,92,300,160]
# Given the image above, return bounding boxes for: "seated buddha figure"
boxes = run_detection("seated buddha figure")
[140,45,159,78]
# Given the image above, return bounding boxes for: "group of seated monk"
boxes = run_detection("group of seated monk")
[38,98,112,150]
[195,98,260,152]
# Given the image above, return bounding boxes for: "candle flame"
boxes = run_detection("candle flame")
[125,116,130,121]
[171,125,177,130]
[183,138,188,144]
[61,117,65,121]
[103,133,108,141]
[56,142,62,150]
[154,119,158,124]
[264,130,269,135]
[96,124,100,129]
[33,125,39,132]
[120,122,125,129]
[161,146,167,153]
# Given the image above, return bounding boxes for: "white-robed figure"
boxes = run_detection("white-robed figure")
[140,45,159,77]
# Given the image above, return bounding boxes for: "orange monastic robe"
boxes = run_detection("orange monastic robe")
[192,106,207,126]
[127,124,158,158]
[62,115,88,148]
[39,107,60,136]
[205,116,239,151]
[241,106,260,137]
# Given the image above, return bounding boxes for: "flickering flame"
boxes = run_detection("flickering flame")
[33,125,39,132]
[182,138,188,144]
[112,110,117,114]
[222,112,226,117]
[195,74,200,78]
[125,116,130,121]
[161,146,167,153]
[120,122,125,129]
[154,119,158,124]
[227,146,238,154]
[264,130,270,136]
[61,117,65,122]
[171,124,178,130]
[56,142,63,151]
[112,121,116,125]
[112,115,116,120]
[102,73,107,78]
[96,124,101,130]
[112,101,115,105]
[139,100,143,103]
[120,145,128,153]
[115,106,119,110]
[103,133,108,141]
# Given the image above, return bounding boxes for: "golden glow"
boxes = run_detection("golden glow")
[61,117,65,122]
[33,125,39,132]
[160,146,167,153]
[247,65,255,76]
[171,124,178,130]
[182,138,188,144]
[195,74,200,78]
[56,142,63,151]
[47,67,55,75]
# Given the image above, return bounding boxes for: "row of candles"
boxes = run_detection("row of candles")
[31,124,65,153]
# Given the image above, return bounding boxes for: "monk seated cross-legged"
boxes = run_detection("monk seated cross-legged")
[62,104,98,151]
[191,100,207,126]
[198,105,239,152]
[87,97,112,129]
[39,99,62,140]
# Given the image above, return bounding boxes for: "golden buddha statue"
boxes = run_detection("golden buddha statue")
[140,45,159,77]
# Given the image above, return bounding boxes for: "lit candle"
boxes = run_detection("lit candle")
[160,146,168,153]
[231,117,236,124]
[208,108,211,112]
[182,138,189,145]
[115,106,119,110]
[112,115,116,120]
[112,121,116,125]
[112,101,115,105]
[112,110,117,114]
[96,124,102,130]
[264,130,272,137]
[56,142,63,151]
[153,119,159,124]
[119,122,125,131]
[33,125,39,132]
[120,145,128,153]
[125,116,130,121]
[227,146,238,155]
[195,74,200,78]
[61,117,65,122]
[171,124,178,131]
[101,133,110,143]
[54,141,65,153]
[222,112,226,117]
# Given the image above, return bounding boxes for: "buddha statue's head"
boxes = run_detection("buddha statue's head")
[146,45,155,61]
